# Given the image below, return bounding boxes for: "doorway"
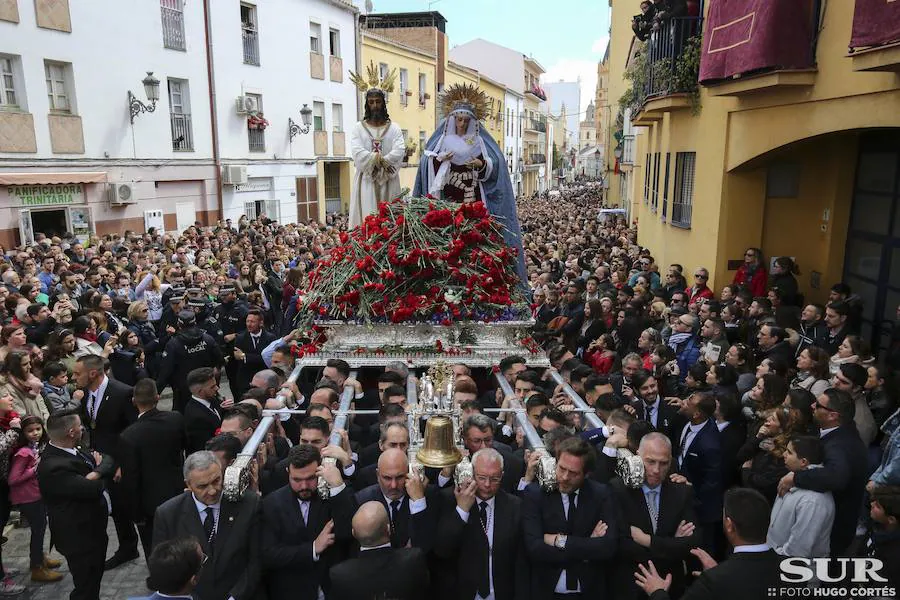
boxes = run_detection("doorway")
[30,209,67,238]
[842,131,900,355]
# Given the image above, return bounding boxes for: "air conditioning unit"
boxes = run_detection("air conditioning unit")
[235,95,259,115]
[108,182,136,205]
[223,165,248,186]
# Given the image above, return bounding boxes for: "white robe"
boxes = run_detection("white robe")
[349,120,406,228]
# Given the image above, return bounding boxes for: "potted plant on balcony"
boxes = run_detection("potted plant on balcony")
[405,90,413,96]
[248,112,269,130]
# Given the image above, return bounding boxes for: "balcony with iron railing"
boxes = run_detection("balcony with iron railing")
[242,28,260,66]
[161,4,186,51]
[248,127,265,152]
[525,119,547,133]
[528,153,547,165]
[170,113,193,151]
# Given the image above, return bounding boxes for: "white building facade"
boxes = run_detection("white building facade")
[503,90,524,195]
[0,0,358,247]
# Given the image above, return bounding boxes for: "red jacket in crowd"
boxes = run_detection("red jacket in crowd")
[733,264,768,298]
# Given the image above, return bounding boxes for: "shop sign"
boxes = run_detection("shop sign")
[8,184,84,206]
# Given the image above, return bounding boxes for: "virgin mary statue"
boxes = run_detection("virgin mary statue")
[413,83,527,284]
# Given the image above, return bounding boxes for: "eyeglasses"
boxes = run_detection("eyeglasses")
[814,401,837,412]
[694,273,708,280]
[474,475,502,485]
[745,252,755,257]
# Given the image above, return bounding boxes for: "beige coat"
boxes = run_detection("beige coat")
[0,376,50,422]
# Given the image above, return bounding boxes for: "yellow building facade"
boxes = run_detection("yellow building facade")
[604,0,900,345]
[360,32,437,192]
[522,57,546,197]
[476,73,506,149]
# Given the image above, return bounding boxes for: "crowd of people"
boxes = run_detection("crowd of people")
[0,185,895,600]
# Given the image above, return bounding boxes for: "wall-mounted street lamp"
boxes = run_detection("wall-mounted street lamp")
[288,104,314,142]
[613,145,623,160]
[128,72,160,124]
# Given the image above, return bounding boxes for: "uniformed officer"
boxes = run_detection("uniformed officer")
[156,286,186,348]
[216,281,248,397]
[156,310,224,413]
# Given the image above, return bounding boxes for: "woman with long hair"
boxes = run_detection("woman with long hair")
[725,343,756,395]
[43,329,78,373]
[282,267,305,313]
[585,333,617,375]
[770,256,800,306]
[0,349,48,421]
[737,406,803,504]
[135,268,164,322]
[829,335,873,375]
[126,300,160,377]
[637,327,662,371]
[0,324,28,363]
[575,299,606,356]
[743,372,789,433]
[792,347,831,398]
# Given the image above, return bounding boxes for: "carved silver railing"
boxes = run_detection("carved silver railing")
[494,372,557,492]
[317,372,358,498]
[547,368,643,488]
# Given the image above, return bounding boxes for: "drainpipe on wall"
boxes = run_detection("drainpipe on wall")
[203,0,223,223]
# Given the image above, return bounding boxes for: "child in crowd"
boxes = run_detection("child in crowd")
[40,362,80,415]
[7,416,63,582]
[767,435,835,558]
[868,485,900,588]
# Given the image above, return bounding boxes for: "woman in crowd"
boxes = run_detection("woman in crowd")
[0,394,23,595]
[43,329,78,374]
[770,256,800,306]
[576,299,606,357]
[585,333,617,375]
[829,335,873,375]
[744,372,789,433]
[0,350,47,422]
[792,347,831,398]
[126,300,160,377]
[738,406,803,504]
[135,269,164,323]
[637,327,663,371]
[0,325,28,363]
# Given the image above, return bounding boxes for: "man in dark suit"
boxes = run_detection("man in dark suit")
[635,488,783,600]
[119,378,188,560]
[613,432,700,600]
[610,353,644,403]
[261,444,356,600]
[777,388,869,556]
[457,414,525,494]
[153,450,260,600]
[673,391,723,555]
[183,367,225,454]
[434,448,529,600]
[630,369,681,440]
[328,500,429,600]
[353,421,410,491]
[231,308,277,401]
[354,448,437,551]
[38,411,110,600]
[522,437,619,599]
[72,354,139,570]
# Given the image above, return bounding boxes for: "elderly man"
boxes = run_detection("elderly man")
[354,448,437,551]
[611,433,700,599]
[435,448,528,600]
[153,451,260,600]
[328,501,429,600]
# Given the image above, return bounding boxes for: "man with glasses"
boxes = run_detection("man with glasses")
[461,414,525,494]
[777,389,868,557]
[435,448,528,600]
[686,268,713,306]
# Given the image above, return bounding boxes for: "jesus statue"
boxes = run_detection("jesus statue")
[349,64,405,228]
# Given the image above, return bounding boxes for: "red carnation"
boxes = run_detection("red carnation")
[422,209,453,228]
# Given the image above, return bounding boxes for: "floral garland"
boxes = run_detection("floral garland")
[293,196,529,329]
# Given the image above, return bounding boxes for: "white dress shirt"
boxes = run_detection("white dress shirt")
[678,421,704,467]
[192,396,220,420]
[456,496,496,600]
[555,490,581,594]
[86,375,110,425]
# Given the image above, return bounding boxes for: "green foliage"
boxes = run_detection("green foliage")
[619,35,703,118]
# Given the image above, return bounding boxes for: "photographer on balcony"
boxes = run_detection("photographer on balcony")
[632,1,657,42]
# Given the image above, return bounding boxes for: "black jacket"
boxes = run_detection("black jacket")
[522,480,619,599]
[232,329,278,399]
[433,489,529,600]
[675,419,723,524]
[183,397,222,454]
[328,546,429,600]
[737,436,788,506]
[353,484,439,552]
[793,424,868,555]
[155,327,224,402]
[79,377,136,463]
[37,444,109,557]
[648,549,782,600]
[153,490,261,600]
[118,408,187,522]
[611,478,700,600]
[261,483,356,600]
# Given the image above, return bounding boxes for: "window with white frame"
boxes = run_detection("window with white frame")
[379,63,390,101]
[418,73,426,105]
[399,68,408,105]
[329,28,340,58]
[0,56,21,110]
[241,3,260,66]
[332,103,342,132]
[160,0,186,51]
[44,61,72,113]
[419,130,425,160]
[168,78,193,151]
[672,152,696,227]
[247,93,264,152]
[309,22,322,53]
[313,101,325,131]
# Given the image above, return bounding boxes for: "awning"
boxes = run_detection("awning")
[0,172,108,186]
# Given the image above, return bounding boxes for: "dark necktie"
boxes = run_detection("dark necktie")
[203,507,216,550]
[389,500,400,543]
[566,492,578,591]
[477,501,491,598]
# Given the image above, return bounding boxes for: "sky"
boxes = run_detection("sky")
[367,0,610,115]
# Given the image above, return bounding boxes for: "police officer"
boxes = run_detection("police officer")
[156,310,224,413]
[190,294,223,342]
[216,281,248,398]
[156,286,186,345]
